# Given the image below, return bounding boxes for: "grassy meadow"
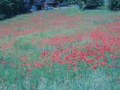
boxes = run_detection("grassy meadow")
[0,5,120,90]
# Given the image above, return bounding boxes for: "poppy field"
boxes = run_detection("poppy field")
[0,6,120,90]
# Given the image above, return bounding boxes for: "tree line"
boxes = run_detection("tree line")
[0,0,120,21]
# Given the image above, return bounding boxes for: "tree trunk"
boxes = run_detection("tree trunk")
[103,0,110,9]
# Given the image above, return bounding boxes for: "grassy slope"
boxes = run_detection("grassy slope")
[0,5,120,90]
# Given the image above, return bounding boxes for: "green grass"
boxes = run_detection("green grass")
[0,61,120,90]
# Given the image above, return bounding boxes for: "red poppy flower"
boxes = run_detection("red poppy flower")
[99,56,103,58]
[109,65,112,68]
[51,52,60,62]
[109,40,115,45]
[67,59,76,66]
[69,45,75,48]
[64,48,69,53]
[68,53,72,57]
[58,60,66,65]
[34,62,44,68]
[117,40,120,46]
[79,53,83,57]
[110,55,115,59]
[73,67,76,72]
[85,44,93,50]
[72,48,77,53]
[100,61,104,66]
[91,63,98,69]
[99,49,104,54]
[71,53,77,58]
[65,55,69,59]
[103,43,110,51]
[22,63,31,66]
[41,51,48,57]
[82,54,87,59]
[67,65,71,69]
[19,56,28,61]
[3,42,12,48]
[52,56,60,62]
[95,56,103,60]
[86,59,93,63]
[100,60,108,66]
[68,59,73,64]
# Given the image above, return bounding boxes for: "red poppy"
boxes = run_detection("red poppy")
[100,61,104,66]
[3,42,12,48]
[88,49,96,56]
[82,54,87,60]
[79,53,83,57]
[52,56,60,62]
[98,49,104,54]
[73,67,76,72]
[110,55,113,58]
[95,55,103,60]
[109,65,112,68]
[71,53,78,58]
[72,48,77,53]
[41,51,49,57]
[65,55,69,60]
[34,62,44,68]
[19,56,28,61]
[91,63,98,69]
[117,40,120,48]
[58,60,66,65]
[67,59,76,66]
[51,52,60,62]
[86,59,93,63]
[67,59,73,64]
[100,60,108,66]
[69,45,75,48]
[68,53,72,57]
[56,48,63,53]
[85,44,93,50]
[103,43,110,51]
[109,40,115,45]
[22,63,31,66]
[64,48,69,53]
[67,65,71,69]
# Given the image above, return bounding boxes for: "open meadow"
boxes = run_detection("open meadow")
[0,5,120,90]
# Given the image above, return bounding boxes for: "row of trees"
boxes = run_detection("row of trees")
[0,0,28,17]
[0,0,120,20]
[0,0,43,20]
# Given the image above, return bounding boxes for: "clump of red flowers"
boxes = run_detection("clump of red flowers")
[85,58,93,63]
[67,65,71,69]
[34,62,44,68]
[32,21,120,71]
[58,60,66,65]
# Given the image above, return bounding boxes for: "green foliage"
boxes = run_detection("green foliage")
[0,0,28,18]
[109,0,120,11]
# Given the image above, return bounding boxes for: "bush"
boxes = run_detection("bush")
[0,0,27,18]
[109,0,120,11]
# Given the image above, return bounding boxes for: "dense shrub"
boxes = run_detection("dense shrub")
[109,0,120,11]
[0,0,28,18]
[0,0,120,20]
[0,0,44,19]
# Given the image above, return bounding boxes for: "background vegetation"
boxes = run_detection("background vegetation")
[0,0,120,20]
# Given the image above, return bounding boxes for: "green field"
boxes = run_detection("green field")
[0,5,120,90]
